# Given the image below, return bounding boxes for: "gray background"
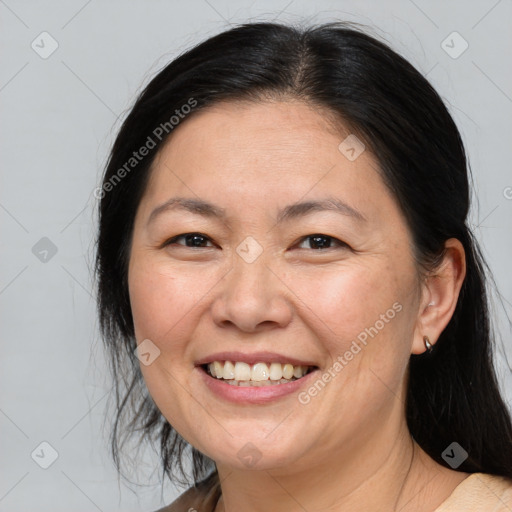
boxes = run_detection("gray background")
[1,0,511,510]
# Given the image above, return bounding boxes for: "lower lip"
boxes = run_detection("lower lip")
[196,366,319,404]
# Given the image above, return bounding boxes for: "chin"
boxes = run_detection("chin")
[198,428,308,471]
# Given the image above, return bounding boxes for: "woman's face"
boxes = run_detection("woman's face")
[128,100,426,472]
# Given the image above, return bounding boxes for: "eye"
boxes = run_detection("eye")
[295,234,349,250]
[163,233,348,251]
[164,232,214,248]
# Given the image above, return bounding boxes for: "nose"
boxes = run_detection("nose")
[210,253,293,333]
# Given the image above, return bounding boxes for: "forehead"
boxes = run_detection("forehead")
[140,100,397,226]
[160,99,350,164]
[147,100,375,180]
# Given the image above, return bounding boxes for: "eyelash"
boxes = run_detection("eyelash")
[163,232,349,251]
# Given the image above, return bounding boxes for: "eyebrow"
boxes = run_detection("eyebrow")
[146,196,367,227]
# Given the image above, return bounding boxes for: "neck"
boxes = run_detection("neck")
[214,419,460,512]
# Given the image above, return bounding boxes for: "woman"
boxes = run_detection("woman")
[95,22,512,511]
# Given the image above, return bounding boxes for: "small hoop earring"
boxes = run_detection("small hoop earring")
[423,335,433,353]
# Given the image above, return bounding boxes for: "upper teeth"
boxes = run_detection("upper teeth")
[208,361,310,381]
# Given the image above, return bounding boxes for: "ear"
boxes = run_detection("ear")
[411,238,466,355]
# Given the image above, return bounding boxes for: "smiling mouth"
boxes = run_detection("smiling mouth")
[201,361,318,387]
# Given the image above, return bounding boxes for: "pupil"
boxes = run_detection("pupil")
[187,234,206,247]
[311,235,330,249]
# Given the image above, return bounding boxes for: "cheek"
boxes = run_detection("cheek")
[288,261,415,391]
[287,263,402,344]
[128,257,211,443]
[128,256,212,344]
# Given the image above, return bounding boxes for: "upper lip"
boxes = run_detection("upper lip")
[195,351,319,367]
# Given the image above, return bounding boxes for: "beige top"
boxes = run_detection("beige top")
[157,471,512,511]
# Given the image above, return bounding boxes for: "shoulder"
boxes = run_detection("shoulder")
[153,471,221,512]
[434,472,512,511]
